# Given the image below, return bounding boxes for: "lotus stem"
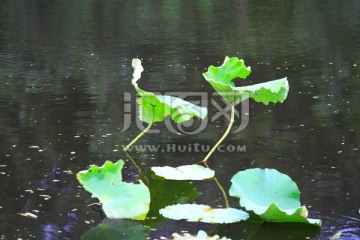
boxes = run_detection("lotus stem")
[203,162,229,208]
[123,121,153,152]
[201,104,235,163]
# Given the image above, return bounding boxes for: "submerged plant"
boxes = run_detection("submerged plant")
[201,56,289,163]
[81,219,148,240]
[124,59,207,151]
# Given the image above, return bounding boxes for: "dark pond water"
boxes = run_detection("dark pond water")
[1,1,359,239]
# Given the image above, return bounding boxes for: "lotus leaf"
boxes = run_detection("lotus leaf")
[77,160,150,220]
[132,58,207,123]
[159,204,249,224]
[151,164,215,180]
[172,230,231,240]
[203,57,289,105]
[229,168,321,225]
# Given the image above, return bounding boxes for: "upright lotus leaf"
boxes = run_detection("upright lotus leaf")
[233,78,289,105]
[229,168,321,225]
[203,57,289,105]
[131,58,207,123]
[203,56,252,84]
[151,164,215,180]
[77,160,150,220]
[159,204,249,224]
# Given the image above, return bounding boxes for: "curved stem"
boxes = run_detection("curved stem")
[203,162,229,208]
[201,104,235,163]
[123,121,153,151]
[213,177,230,209]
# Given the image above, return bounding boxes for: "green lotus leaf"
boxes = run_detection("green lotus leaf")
[159,204,249,224]
[260,204,322,225]
[203,56,252,85]
[151,164,215,180]
[172,230,231,240]
[77,160,150,220]
[203,56,289,105]
[229,168,321,225]
[132,58,208,123]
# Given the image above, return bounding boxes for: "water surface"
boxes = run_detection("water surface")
[0,1,359,239]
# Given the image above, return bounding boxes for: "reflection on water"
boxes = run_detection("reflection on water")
[0,0,359,239]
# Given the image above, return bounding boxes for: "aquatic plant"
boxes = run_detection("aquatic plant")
[229,168,321,225]
[124,59,207,151]
[159,204,249,223]
[77,160,150,219]
[77,57,321,239]
[151,164,215,180]
[201,56,288,163]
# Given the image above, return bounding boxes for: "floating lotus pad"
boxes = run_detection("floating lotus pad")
[159,204,249,224]
[172,230,231,240]
[151,164,215,180]
[132,58,207,123]
[203,56,289,105]
[229,168,321,225]
[77,160,150,220]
